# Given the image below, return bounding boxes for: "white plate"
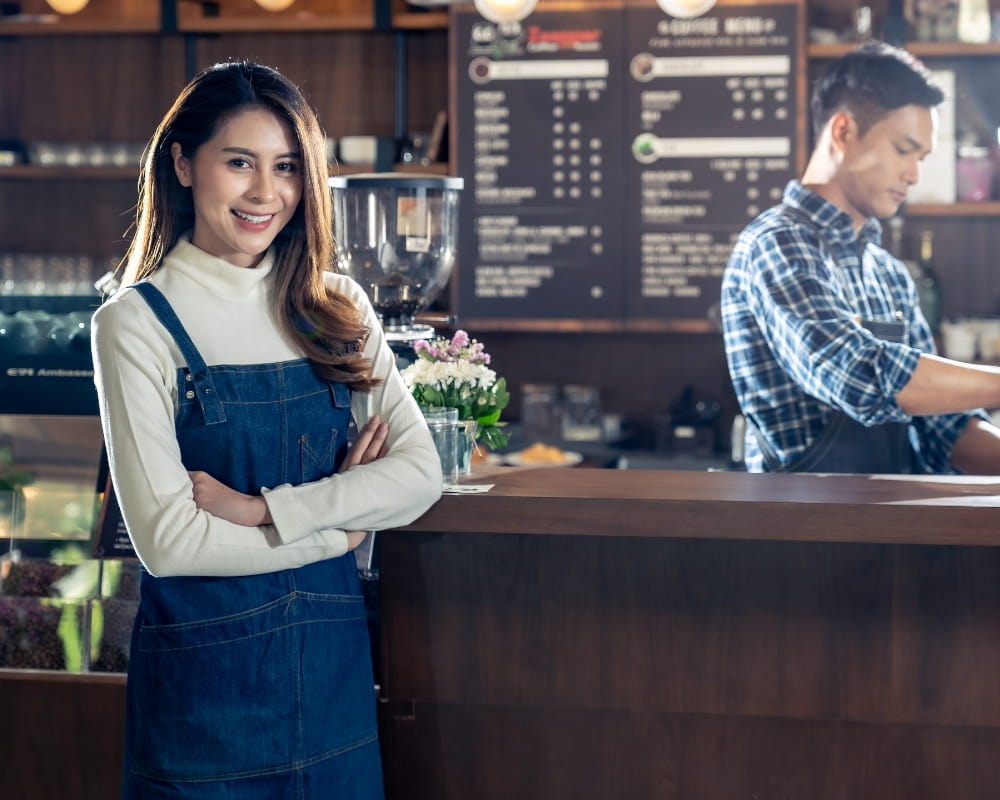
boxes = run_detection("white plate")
[504,450,583,468]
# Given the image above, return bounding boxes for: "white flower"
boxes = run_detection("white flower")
[400,359,497,391]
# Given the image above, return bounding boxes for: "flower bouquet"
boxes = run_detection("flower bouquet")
[400,329,510,451]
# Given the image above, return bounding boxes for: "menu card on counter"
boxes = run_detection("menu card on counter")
[453,0,802,327]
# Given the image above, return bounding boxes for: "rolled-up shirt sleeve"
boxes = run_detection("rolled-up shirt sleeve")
[747,232,921,427]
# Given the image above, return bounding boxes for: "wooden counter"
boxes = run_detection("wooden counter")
[377,468,1000,800]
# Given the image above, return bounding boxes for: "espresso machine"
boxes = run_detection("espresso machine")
[329,173,464,367]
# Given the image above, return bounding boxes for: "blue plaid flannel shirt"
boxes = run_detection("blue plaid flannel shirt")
[722,180,981,473]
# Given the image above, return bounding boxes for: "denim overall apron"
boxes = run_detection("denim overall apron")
[121,282,384,800]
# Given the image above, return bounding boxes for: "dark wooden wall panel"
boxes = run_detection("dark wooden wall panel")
[0,35,186,142]
[406,29,450,135]
[195,32,398,138]
[479,330,737,423]
[0,672,126,800]
[0,178,137,258]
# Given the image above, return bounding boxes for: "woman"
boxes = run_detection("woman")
[91,61,442,799]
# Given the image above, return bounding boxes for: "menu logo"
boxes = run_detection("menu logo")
[526,26,602,53]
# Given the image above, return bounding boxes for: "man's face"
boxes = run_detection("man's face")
[837,104,936,226]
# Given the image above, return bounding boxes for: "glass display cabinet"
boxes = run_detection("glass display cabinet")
[0,414,138,674]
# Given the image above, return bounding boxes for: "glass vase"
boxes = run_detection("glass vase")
[457,420,478,475]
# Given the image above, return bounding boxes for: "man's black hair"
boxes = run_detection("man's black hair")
[810,42,945,140]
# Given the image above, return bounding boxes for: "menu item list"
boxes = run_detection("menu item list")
[625,3,799,319]
[456,8,627,321]
[454,1,800,325]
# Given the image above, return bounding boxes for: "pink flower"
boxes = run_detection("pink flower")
[451,330,470,348]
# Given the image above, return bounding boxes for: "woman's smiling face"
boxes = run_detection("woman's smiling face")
[171,106,304,268]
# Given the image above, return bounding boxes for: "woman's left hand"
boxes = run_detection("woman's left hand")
[189,470,271,526]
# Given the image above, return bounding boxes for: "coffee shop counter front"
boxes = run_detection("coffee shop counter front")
[377,467,1000,800]
[7,468,1000,799]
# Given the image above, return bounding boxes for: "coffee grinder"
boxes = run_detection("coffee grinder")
[329,174,464,367]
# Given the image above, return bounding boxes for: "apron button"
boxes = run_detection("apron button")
[185,374,193,382]
[185,390,195,399]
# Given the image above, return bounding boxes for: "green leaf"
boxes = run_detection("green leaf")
[480,425,510,451]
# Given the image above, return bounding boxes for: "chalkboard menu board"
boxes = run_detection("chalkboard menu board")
[454,3,628,323]
[453,0,803,328]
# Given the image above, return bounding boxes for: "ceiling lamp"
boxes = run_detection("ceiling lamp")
[656,0,717,18]
[46,0,89,13]
[473,0,539,24]
[254,0,296,10]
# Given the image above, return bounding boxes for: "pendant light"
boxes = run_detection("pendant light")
[254,0,296,10]
[656,0,717,18]
[46,0,89,13]
[473,0,539,24]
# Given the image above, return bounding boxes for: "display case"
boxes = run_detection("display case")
[0,414,138,674]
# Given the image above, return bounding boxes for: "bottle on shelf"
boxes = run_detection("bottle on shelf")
[916,229,943,333]
[888,218,942,334]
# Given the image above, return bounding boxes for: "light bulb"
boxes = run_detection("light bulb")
[656,0,717,18]
[254,0,296,10]
[46,0,89,13]
[473,0,539,24]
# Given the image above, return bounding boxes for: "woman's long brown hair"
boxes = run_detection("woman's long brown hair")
[121,61,379,391]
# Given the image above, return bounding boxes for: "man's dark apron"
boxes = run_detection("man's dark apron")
[753,317,923,474]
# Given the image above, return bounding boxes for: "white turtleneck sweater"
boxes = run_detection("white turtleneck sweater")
[91,238,441,578]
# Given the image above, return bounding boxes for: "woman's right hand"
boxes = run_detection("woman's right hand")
[341,415,389,470]
[341,415,390,550]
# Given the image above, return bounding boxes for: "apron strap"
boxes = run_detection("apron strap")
[130,281,227,425]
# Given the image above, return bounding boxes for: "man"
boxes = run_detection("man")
[722,42,1000,474]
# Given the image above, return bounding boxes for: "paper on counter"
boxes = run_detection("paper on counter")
[443,483,495,494]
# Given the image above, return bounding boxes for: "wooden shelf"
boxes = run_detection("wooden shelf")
[173,0,381,32]
[392,0,449,28]
[0,166,140,179]
[906,202,1000,217]
[331,162,450,175]
[0,15,159,34]
[393,161,450,174]
[2,163,449,180]
[808,41,1000,59]
[176,13,374,32]
[456,318,717,334]
[392,10,448,28]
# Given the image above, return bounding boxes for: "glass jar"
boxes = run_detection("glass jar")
[956,145,993,202]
